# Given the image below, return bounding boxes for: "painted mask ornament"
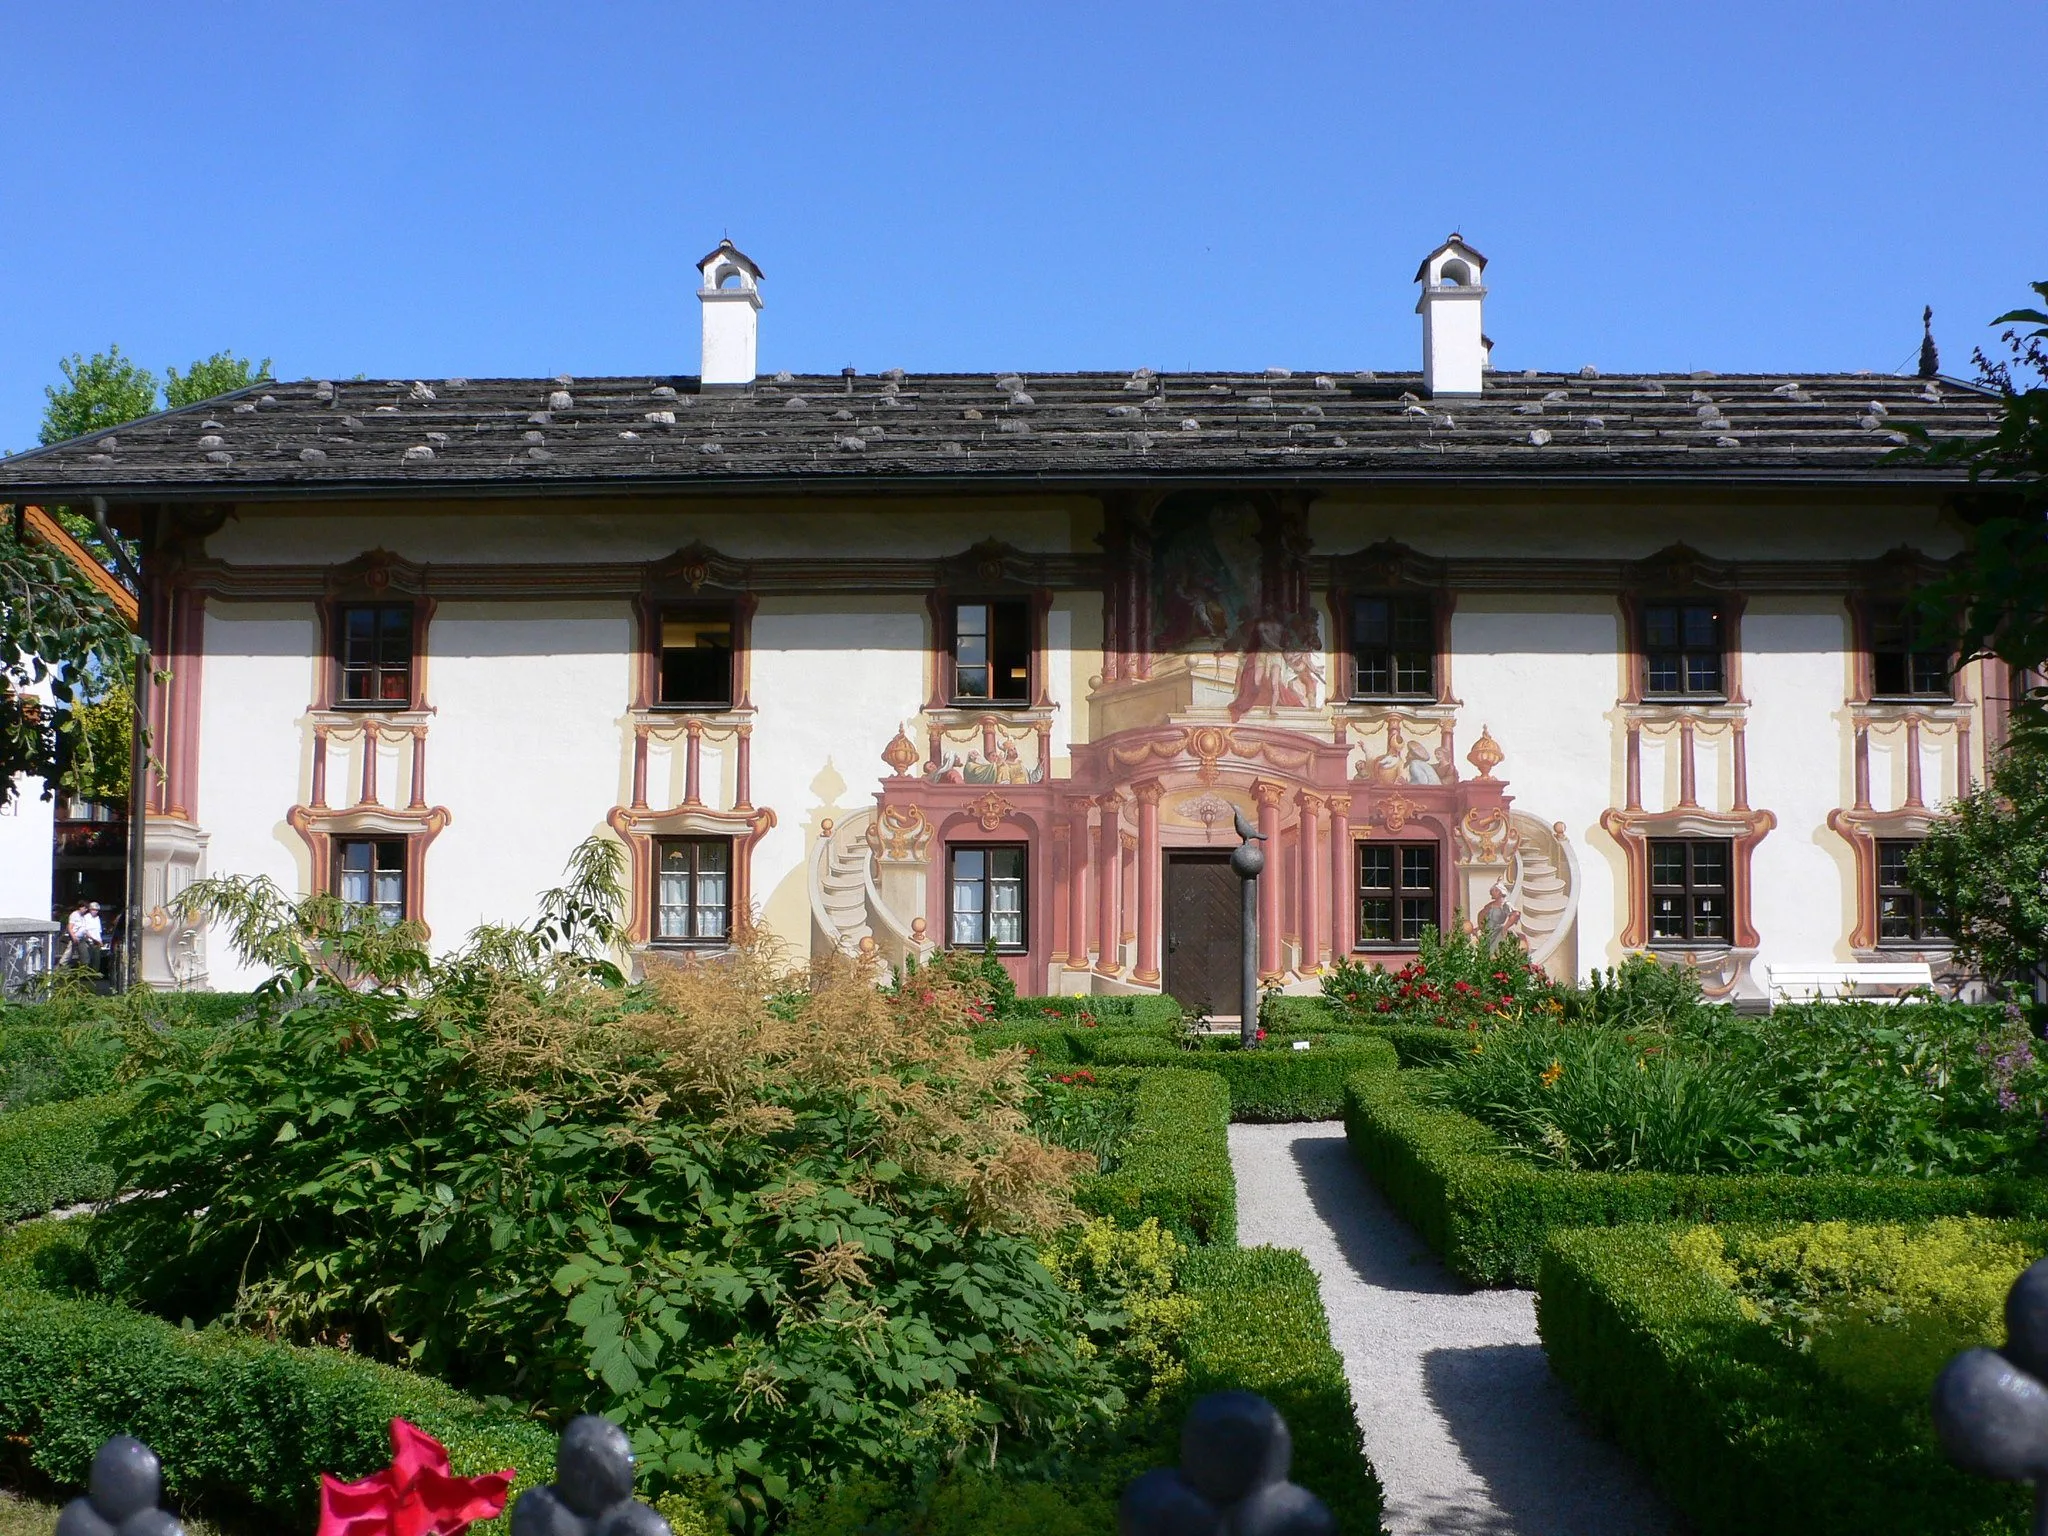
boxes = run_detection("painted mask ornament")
[316,1418,514,1536]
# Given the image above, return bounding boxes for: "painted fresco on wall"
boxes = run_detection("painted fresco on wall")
[1150,499,1261,653]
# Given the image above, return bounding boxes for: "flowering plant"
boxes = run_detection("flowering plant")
[1322,924,1558,1029]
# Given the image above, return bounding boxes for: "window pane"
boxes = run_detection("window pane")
[1400,845,1435,889]
[1686,653,1722,693]
[1394,653,1432,694]
[659,614,734,707]
[1650,843,1687,887]
[1646,655,1681,694]
[1681,606,1719,649]
[1879,895,1916,941]
[1690,842,1727,889]
[990,601,1031,702]
[1354,654,1391,695]
[990,846,1025,881]
[1358,846,1393,890]
[1910,653,1950,695]
[1644,606,1679,649]
[1398,896,1431,943]
[1872,651,1907,696]
[1354,599,1390,647]
[1650,895,1685,939]
[1358,898,1392,943]
[1691,895,1726,939]
[1878,841,1914,888]
[1391,601,1433,649]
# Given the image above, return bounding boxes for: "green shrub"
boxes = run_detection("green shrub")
[1077,1071,1235,1245]
[1537,1222,2032,1535]
[1564,952,1713,1030]
[1259,1002,1485,1067]
[1083,1033,1397,1121]
[1041,1218,1198,1407]
[1176,1246,1382,1536]
[1320,925,1558,1028]
[0,1094,124,1220]
[1429,1023,1775,1173]
[0,990,258,1032]
[1027,1076,1137,1173]
[0,1024,127,1111]
[1345,1069,2048,1286]
[0,1280,555,1530]
[998,995,1184,1030]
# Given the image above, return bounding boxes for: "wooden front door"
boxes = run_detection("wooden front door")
[1164,852,1241,1019]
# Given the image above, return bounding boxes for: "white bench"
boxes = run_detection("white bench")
[1766,962,1936,1004]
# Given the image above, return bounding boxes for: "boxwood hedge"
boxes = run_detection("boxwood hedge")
[0,1094,125,1221]
[1345,1068,2048,1286]
[1076,1069,1236,1245]
[1083,1034,1398,1121]
[1537,1223,2030,1536]
[997,995,1184,1029]
[0,1226,553,1531]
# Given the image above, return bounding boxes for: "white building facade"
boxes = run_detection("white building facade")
[0,241,2009,1005]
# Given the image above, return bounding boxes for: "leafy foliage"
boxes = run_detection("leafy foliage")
[163,351,271,410]
[38,346,161,446]
[1321,924,1559,1028]
[1040,1217,1197,1407]
[0,518,140,806]
[100,847,1117,1524]
[55,672,132,803]
[1909,731,2048,980]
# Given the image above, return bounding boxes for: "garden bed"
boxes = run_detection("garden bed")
[1343,1067,2048,1285]
[1537,1219,2039,1536]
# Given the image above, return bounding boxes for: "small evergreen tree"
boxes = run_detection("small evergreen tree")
[1910,730,2048,984]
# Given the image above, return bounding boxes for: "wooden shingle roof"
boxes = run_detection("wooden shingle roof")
[0,368,2002,501]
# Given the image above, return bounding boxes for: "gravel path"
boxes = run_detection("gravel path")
[1229,1121,1674,1536]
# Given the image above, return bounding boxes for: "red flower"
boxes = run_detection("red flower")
[1346,992,1359,1002]
[318,1420,512,1536]
[1375,999,1393,1013]
[1255,1028,1267,1041]
[1492,972,1511,982]
[1452,981,1474,995]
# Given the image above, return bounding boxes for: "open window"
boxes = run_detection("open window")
[949,600,1031,706]
[336,604,415,708]
[1868,602,1954,700]
[658,607,737,710]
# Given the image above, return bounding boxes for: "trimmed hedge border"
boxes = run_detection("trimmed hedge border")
[1179,1245,1384,1536]
[1344,1068,2048,1286]
[1084,1035,1398,1121]
[0,993,261,1031]
[0,1094,125,1221]
[1076,1070,1235,1245]
[1537,1223,2029,1536]
[998,995,1184,1030]
[0,1236,553,1530]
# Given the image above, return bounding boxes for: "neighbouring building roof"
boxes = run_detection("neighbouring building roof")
[20,505,137,626]
[0,369,2003,501]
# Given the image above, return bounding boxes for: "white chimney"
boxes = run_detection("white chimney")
[1414,234,1487,397]
[696,238,763,387]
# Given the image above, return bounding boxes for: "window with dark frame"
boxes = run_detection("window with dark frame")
[1877,839,1940,945]
[1869,602,1954,699]
[1350,595,1436,699]
[337,604,414,706]
[1648,838,1731,945]
[657,609,736,709]
[1641,602,1725,698]
[654,837,732,944]
[335,839,406,926]
[950,600,1031,705]
[947,844,1027,951]
[1356,841,1439,946]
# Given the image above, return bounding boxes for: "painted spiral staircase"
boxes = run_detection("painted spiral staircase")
[1506,810,1580,970]
[808,807,918,967]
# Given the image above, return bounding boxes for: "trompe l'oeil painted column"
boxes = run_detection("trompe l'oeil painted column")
[1095,792,1124,977]
[1254,780,1284,980]
[1327,792,1353,958]
[1133,781,1163,984]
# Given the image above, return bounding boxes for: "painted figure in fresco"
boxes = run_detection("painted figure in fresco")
[1150,500,1260,654]
[1229,612,1327,718]
[1477,881,1522,947]
[994,737,1032,784]
[1432,740,1458,783]
[1403,739,1443,784]
[1367,721,1407,785]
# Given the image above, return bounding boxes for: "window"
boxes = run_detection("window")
[1648,838,1730,945]
[655,837,731,943]
[948,844,1026,951]
[1356,842,1438,946]
[1350,596,1435,699]
[337,604,413,706]
[1877,839,1940,944]
[1641,602,1724,698]
[336,839,406,925]
[658,610,735,709]
[1869,602,1953,699]
[951,600,1030,705]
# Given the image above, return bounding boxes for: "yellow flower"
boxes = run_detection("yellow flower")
[1540,1058,1564,1089]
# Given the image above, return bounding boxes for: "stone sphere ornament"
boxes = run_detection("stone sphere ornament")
[54,1437,184,1536]
[1933,1257,2048,1530]
[1120,1392,1333,1536]
[510,1415,672,1536]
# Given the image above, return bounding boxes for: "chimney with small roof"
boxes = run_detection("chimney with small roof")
[1415,234,1487,396]
[697,239,763,387]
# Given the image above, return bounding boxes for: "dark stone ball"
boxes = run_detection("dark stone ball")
[1120,1467,1223,1536]
[555,1416,638,1518]
[1932,1347,2048,1481]
[2006,1259,2048,1383]
[510,1485,590,1536]
[1228,1480,1337,1536]
[115,1510,186,1536]
[1179,1392,1291,1508]
[590,1502,675,1536]
[1230,844,1265,881]
[88,1437,162,1523]
[53,1500,116,1536]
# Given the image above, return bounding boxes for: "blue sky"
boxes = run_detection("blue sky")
[3,2,2044,450]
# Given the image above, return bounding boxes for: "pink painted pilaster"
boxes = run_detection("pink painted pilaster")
[1297,790,1325,972]
[683,719,704,807]
[1065,796,1094,967]
[1133,780,1163,983]
[1327,793,1353,957]
[735,724,753,809]
[1095,793,1123,976]
[1254,779,1285,980]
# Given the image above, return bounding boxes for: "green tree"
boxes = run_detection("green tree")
[164,350,271,409]
[1903,284,2048,701]
[0,521,141,807]
[1909,730,2048,984]
[37,345,159,446]
[56,673,133,804]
